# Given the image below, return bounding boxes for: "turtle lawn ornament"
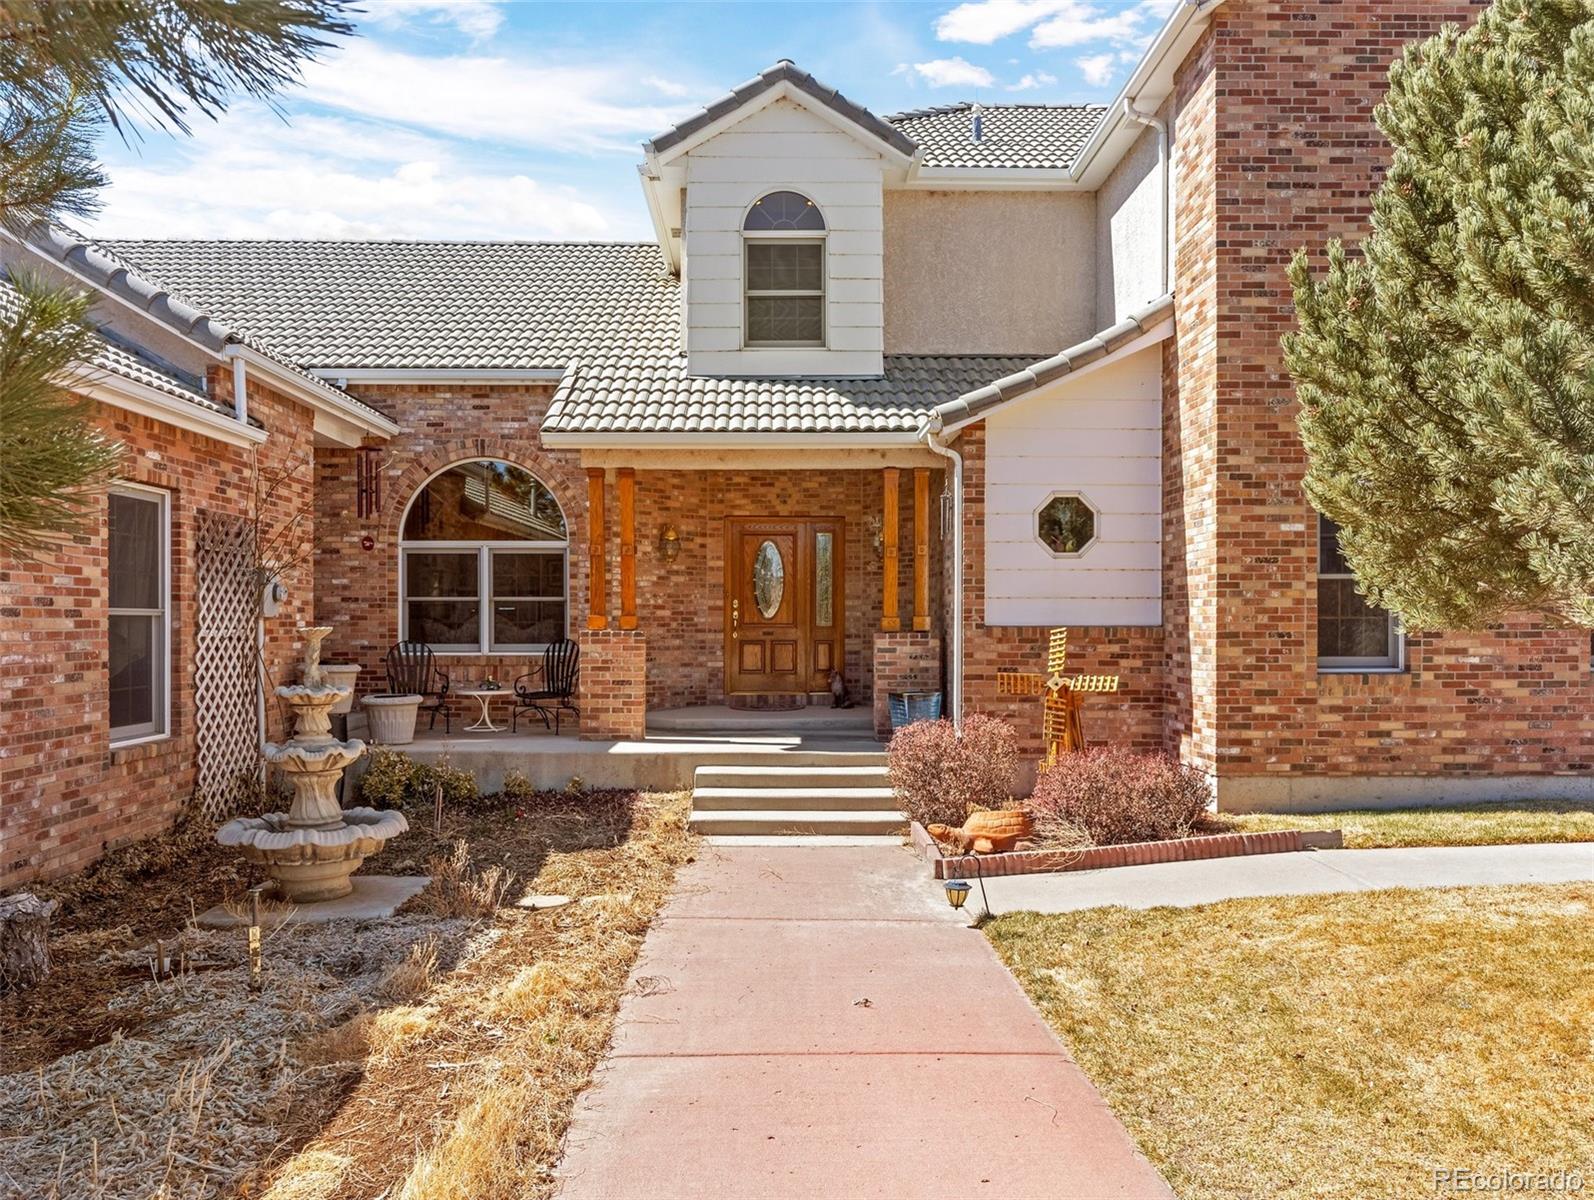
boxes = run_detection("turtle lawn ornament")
[928,808,1035,854]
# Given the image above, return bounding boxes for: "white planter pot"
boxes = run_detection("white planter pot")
[362,693,422,745]
[322,664,362,715]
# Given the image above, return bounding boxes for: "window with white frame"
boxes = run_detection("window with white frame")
[743,190,825,348]
[400,460,568,653]
[1317,514,1402,670]
[108,486,170,742]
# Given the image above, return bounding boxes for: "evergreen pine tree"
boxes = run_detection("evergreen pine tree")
[0,1,352,557]
[1284,0,1594,629]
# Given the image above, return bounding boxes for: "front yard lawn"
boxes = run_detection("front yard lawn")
[1,789,693,1200]
[987,884,1594,1200]
[1208,798,1594,848]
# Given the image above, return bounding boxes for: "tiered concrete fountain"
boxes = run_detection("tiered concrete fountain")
[217,627,408,902]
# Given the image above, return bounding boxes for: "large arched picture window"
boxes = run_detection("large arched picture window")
[400,459,568,653]
[743,190,825,348]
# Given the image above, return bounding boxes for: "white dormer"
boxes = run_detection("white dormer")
[640,63,918,378]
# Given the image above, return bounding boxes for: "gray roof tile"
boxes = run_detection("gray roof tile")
[646,60,917,160]
[0,273,229,416]
[885,103,1105,170]
[544,354,1034,436]
[105,239,678,372]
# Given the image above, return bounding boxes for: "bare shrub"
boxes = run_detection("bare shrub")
[1029,746,1211,845]
[411,841,513,918]
[378,936,439,1003]
[886,714,1019,828]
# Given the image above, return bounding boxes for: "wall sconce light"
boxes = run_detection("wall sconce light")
[657,523,681,562]
[867,514,884,561]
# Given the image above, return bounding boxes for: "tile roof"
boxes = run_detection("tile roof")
[646,60,918,160]
[543,354,1034,437]
[0,272,229,416]
[19,224,389,424]
[105,239,679,372]
[885,103,1106,170]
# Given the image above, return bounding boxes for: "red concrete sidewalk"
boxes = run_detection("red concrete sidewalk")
[553,845,1173,1200]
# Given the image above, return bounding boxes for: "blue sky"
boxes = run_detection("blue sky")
[85,0,1175,242]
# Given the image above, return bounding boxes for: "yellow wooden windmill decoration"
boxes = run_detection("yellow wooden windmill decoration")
[995,627,1120,764]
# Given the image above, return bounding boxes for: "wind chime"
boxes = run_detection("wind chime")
[995,627,1120,765]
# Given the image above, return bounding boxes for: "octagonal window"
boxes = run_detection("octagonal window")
[1036,493,1098,556]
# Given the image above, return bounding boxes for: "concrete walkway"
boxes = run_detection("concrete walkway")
[971,841,1594,914]
[554,844,1173,1200]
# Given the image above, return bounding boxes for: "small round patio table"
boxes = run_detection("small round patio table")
[457,686,509,733]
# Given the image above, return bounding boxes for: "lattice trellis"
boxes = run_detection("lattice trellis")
[194,510,260,819]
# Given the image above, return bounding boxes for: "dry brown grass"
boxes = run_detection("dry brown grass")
[408,840,514,918]
[1206,799,1594,848]
[259,791,694,1200]
[986,884,1594,1200]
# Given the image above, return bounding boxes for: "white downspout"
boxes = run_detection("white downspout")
[921,421,963,725]
[1123,100,1170,294]
[230,350,249,426]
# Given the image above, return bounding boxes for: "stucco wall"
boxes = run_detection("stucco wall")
[1094,121,1166,326]
[882,189,1096,355]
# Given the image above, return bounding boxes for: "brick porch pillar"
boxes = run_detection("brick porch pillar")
[872,630,943,738]
[579,629,647,741]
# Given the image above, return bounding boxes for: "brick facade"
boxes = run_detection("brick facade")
[1163,0,1594,805]
[872,631,943,736]
[0,372,315,887]
[578,629,647,740]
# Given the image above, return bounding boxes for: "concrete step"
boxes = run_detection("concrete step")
[693,764,889,791]
[650,705,875,734]
[688,809,908,837]
[700,834,906,847]
[692,785,896,812]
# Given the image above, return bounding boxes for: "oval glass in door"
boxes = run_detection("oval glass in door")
[752,540,785,617]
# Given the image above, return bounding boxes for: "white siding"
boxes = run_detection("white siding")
[682,98,886,377]
[983,347,1163,626]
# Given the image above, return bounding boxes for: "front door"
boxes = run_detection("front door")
[725,517,845,696]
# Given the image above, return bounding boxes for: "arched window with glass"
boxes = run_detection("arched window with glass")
[400,460,568,653]
[743,190,826,348]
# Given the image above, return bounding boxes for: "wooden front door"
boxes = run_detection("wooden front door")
[725,518,845,696]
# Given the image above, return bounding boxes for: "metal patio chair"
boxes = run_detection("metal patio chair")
[512,639,581,734]
[385,640,452,733]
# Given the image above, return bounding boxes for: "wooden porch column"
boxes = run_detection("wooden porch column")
[586,467,607,630]
[617,467,637,630]
[913,467,931,632]
[881,467,901,632]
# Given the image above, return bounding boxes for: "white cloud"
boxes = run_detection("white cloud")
[360,0,506,41]
[934,0,1170,51]
[935,0,1073,45]
[295,42,693,154]
[908,56,997,88]
[641,74,694,99]
[1076,53,1117,86]
[85,105,625,240]
[1007,71,1058,92]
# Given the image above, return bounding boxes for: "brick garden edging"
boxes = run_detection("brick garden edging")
[910,821,1343,880]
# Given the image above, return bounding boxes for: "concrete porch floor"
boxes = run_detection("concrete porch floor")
[355,705,884,794]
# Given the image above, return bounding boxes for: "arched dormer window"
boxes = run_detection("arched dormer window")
[742,191,825,348]
[400,459,568,653]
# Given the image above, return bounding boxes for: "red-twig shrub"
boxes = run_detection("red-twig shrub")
[1028,746,1211,845]
[886,715,1019,828]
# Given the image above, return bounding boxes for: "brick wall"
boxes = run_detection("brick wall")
[312,382,588,706]
[0,373,315,887]
[872,631,943,736]
[628,466,942,713]
[578,629,647,740]
[1180,0,1594,800]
